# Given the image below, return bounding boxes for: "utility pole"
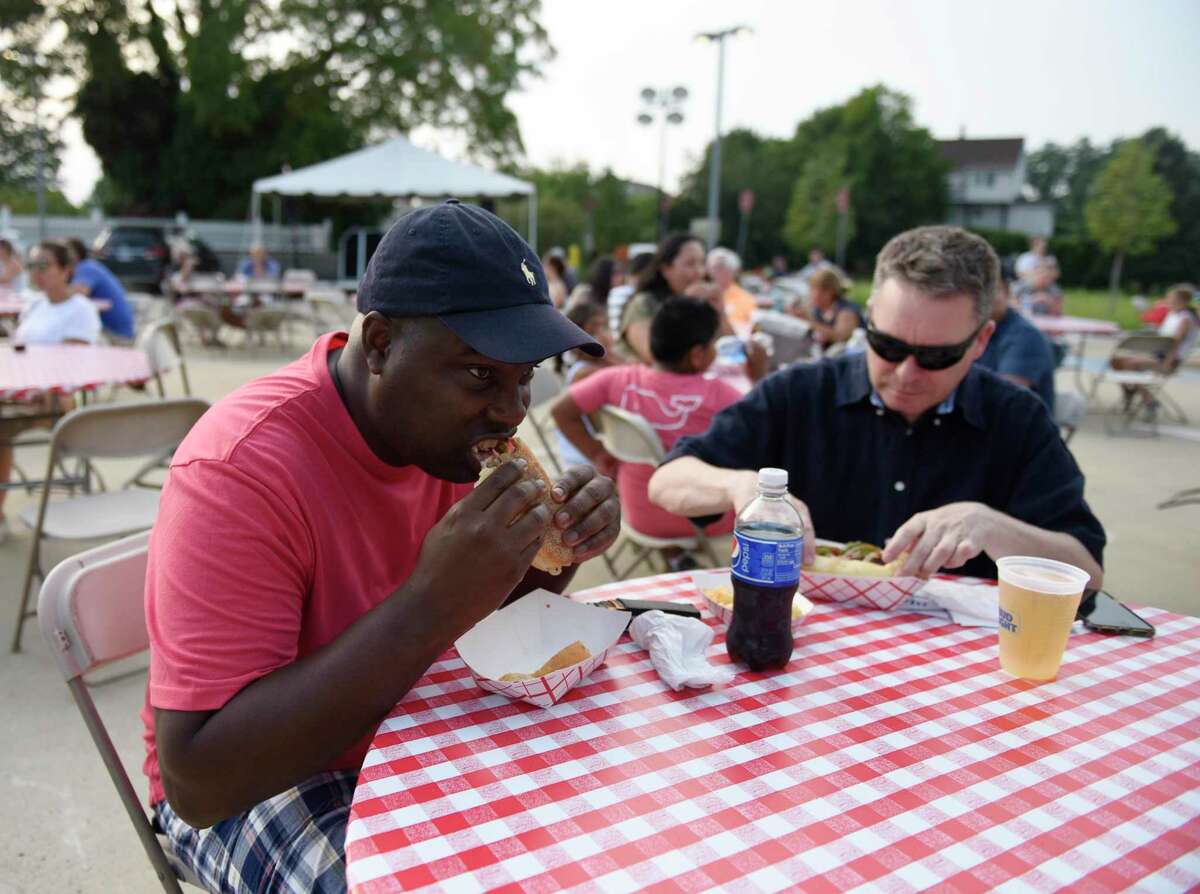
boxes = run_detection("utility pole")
[697,25,751,247]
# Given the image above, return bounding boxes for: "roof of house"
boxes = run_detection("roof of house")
[937,138,1024,168]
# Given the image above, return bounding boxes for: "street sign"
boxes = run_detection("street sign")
[739,189,755,215]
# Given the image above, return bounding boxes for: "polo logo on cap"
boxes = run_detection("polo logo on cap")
[521,259,536,287]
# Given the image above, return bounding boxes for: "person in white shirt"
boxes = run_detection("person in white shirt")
[1,242,102,541]
[1015,237,1058,284]
[1114,284,1199,374]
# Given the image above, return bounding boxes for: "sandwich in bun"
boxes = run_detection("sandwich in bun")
[476,436,574,575]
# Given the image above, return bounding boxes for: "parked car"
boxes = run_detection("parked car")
[93,226,221,291]
[92,226,171,291]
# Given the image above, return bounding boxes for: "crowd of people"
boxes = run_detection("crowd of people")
[126,206,1125,892]
[3,200,1195,893]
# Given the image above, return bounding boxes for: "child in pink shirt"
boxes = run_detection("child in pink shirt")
[553,296,743,539]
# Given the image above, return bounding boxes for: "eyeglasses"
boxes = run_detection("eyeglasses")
[30,261,54,271]
[865,318,984,371]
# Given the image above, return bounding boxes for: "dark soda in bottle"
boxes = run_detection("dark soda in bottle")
[727,468,803,670]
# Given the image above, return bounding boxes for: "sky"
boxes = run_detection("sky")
[58,0,1200,206]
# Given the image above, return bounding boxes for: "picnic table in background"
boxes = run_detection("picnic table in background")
[344,571,1200,893]
[1027,314,1123,395]
[0,343,151,402]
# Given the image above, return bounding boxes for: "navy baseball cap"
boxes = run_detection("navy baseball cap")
[357,199,603,364]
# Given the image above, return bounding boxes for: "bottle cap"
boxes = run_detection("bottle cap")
[758,467,788,489]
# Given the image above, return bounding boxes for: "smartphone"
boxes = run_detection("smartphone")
[1077,589,1155,638]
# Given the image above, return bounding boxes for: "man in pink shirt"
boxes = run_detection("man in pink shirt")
[144,200,620,892]
[552,296,742,548]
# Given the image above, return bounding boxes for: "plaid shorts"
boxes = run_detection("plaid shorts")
[154,769,357,894]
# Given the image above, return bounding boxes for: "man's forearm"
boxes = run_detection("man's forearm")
[985,510,1104,589]
[157,577,472,826]
[649,456,747,517]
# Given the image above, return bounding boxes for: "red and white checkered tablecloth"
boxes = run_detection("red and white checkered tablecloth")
[346,573,1200,893]
[1027,315,1121,338]
[0,344,152,401]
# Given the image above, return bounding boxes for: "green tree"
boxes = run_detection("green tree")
[670,129,801,268]
[2,0,551,217]
[782,142,855,260]
[1085,140,1176,302]
[497,164,657,258]
[1026,138,1111,238]
[792,87,947,271]
[673,88,947,272]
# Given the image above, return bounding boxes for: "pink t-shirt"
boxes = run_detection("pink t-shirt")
[141,332,471,804]
[570,365,741,538]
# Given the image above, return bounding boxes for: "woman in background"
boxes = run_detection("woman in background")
[1,242,101,542]
[618,233,707,362]
[542,253,569,308]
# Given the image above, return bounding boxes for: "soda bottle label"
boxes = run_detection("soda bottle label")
[731,531,803,585]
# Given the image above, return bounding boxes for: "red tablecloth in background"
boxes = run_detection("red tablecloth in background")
[346,572,1200,893]
[0,344,151,401]
[1027,315,1121,338]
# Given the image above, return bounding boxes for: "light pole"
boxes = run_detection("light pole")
[637,86,688,241]
[697,25,751,247]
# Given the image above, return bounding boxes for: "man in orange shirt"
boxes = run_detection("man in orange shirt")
[707,247,758,332]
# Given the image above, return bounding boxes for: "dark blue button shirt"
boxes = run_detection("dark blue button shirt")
[977,309,1057,413]
[664,353,1104,579]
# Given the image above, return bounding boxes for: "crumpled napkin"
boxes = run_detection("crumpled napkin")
[629,611,734,691]
[908,579,1086,634]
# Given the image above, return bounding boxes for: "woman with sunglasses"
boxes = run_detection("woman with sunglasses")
[1,242,101,542]
[649,226,1105,590]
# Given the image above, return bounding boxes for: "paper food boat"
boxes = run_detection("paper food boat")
[688,570,812,631]
[800,540,925,610]
[455,590,631,708]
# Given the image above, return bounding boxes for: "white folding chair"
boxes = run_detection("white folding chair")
[12,398,210,651]
[174,302,224,348]
[38,531,201,892]
[527,366,566,475]
[594,405,721,578]
[303,290,356,336]
[138,319,191,397]
[1087,333,1188,436]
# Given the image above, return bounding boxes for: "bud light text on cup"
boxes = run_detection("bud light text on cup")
[999,607,1018,634]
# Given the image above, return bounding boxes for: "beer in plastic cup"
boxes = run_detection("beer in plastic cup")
[996,556,1090,681]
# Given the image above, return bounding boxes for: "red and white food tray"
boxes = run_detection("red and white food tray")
[346,572,1200,893]
[455,590,630,708]
[800,540,925,610]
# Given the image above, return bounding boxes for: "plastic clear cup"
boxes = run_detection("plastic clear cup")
[996,556,1090,681]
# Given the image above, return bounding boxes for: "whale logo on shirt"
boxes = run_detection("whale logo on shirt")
[618,386,705,432]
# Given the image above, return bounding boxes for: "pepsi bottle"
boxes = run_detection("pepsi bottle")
[726,468,803,670]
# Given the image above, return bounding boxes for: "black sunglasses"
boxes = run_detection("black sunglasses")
[865,318,984,371]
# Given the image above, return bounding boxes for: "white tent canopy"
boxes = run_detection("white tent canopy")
[251,135,537,246]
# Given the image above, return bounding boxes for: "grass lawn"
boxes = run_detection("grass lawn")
[845,283,1145,330]
[1061,290,1146,330]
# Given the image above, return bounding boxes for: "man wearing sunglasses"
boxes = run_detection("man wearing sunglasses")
[649,226,1104,588]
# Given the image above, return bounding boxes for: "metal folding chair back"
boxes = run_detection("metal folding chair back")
[594,405,721,577]
[1089,333,1187,435]
[137,320,191,397]
[12,398,210,651]
[37,531,195,892]
[595,405,664,465]
[524,366,566,474]
[174,302,223,346]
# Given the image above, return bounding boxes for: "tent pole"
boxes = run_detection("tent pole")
[528,189,537,253]
[251,192,263,245]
